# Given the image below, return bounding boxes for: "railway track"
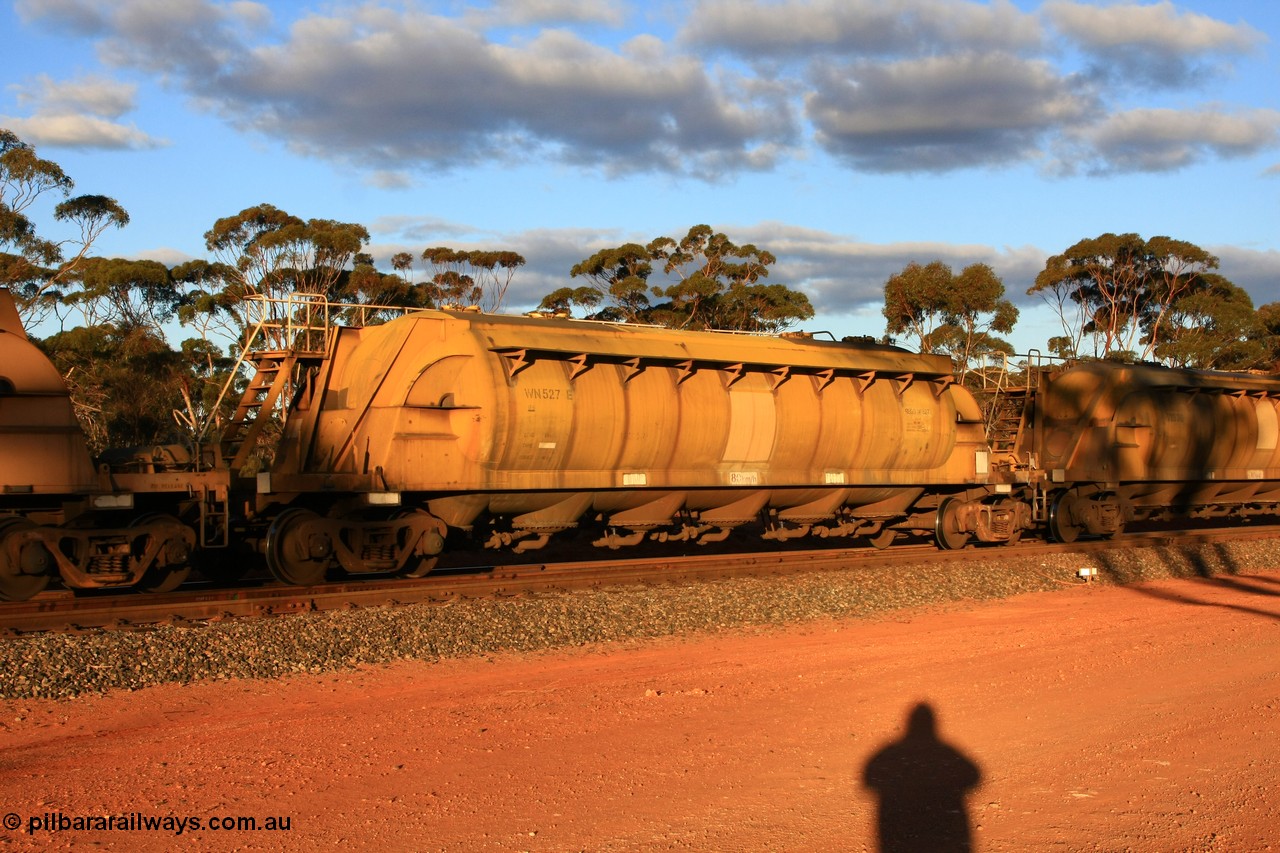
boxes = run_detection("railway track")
[4,523,1278,637]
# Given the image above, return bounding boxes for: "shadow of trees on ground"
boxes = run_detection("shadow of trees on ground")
[1090,541,1280,621]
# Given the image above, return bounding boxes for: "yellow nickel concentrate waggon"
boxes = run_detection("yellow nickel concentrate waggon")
[3,288,1280,599]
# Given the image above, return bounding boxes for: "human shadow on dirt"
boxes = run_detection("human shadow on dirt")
[862,702,982,853]
[1091,543,1280,621]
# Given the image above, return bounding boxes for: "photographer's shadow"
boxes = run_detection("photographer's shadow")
[863,702,983,853]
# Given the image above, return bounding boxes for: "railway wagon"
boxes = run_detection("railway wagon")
[15,283,1279,599]
[252,308,996,583]
[0,289,199,601]
[1026,361,1280,542]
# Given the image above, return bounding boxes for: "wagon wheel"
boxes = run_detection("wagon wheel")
[1048,492,1082,544]
[400,556,440,579]
[265,508,331,586]
[934,498,971,550]
[0,518,52,602]
[391,509,444,578]
[133,513,193,594]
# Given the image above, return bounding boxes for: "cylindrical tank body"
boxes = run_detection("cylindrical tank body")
[1034,362,1280,509]
[0,297,97,498]
[274,311,988,528]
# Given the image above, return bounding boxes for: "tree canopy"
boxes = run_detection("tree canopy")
[542,225,813,333]
[1248,301,1280,371]
[420,247,526,312]
[1028,233,1221,361]
[204,204,370,303]
[882,260,1018,373]
[1,128,130,325]
[40,323,192,454]
[1148,276,1265,370]
[554,242,654,322]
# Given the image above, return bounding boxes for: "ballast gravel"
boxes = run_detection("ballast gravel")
[1,537,1274,699]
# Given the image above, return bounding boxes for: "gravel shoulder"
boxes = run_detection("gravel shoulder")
[1,542,1279,851]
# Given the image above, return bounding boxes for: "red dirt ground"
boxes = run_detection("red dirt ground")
[2,570,1279,852]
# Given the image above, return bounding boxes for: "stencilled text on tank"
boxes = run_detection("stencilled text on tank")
[904,406,933,431]
[523,387,572,400]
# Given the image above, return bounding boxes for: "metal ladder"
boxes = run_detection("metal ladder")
[200,294,334,471]
[974,349,1064,461]
[200,293,422,472]
[985,387,1033,456]
[218,350,326,471]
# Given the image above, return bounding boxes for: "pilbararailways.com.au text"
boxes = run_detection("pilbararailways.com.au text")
[8,811,292,836]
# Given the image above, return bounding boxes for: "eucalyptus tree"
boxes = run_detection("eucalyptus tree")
[1257,302,1280,370]
[1028,233,1219,360]
[882,261,952,353]
[342,252,435,322]
[0,128,129,325]
[420,246,481,307]
[390,251,415,284]
[546,226,812,332]
[58,256,179,329]
[420,247,526,312]
[40,322,191,454]
[882,260,1018,373]
[648,225,811,333]
[204,204,369,302]
[550,242,654,321]
[203,204,369,348]
[1150,275,1265,370]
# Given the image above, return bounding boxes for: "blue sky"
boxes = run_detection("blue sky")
[3,0,1278,351]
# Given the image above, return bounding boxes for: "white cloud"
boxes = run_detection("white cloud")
[19,1,795,178]
[14,73,136,118]
[365,170,415,190]
[1211,245,1280,307]
[1,113,159,149]
[368,215,496,241]
[14,0,1277,178]
[17,0,273,80]
[256,10,801,176]
[807,53,1092,172]
[1045,1,1263,54]
[483,0,628,27]
[681,0,1042,58]
[1044,0,1265,88]
[1060,107,1280,174]
[4,72,164,150]
[132,245,196,266]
